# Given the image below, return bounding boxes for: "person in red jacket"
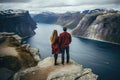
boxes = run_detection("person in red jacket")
[50,30,61,65]
[59,27,72,65]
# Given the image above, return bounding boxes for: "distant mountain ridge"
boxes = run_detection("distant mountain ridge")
[33,12,59,24]
[32,9,120,44]
[72,10,120,44]
[0,9,36,37]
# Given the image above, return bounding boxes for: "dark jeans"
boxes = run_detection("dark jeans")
[61,46,70,64]
[54,54,58,64]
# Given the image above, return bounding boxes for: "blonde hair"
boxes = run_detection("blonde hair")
[50,30,58,45]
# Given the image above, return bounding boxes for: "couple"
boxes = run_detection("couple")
[50,27,72,65]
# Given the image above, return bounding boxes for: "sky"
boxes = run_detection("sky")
[0,0,120,13]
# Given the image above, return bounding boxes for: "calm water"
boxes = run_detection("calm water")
[25,23,120,80]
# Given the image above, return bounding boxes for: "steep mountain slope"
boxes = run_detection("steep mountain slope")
[72,11,120,43]
[56,12,85,29]
[0,9,36,37]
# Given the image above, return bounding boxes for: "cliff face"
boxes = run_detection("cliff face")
[56,12,85,29]
[0,9,36,37]
[32,9,120,44]
[0,32,40,80]
[72,13,102,36]
[72,11,120,44]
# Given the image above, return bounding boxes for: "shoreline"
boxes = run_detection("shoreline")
[73,35,120,46]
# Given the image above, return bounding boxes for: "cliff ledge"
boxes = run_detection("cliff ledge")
[15,57,98,80]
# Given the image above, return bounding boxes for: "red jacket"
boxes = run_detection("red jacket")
[59,31,72,48]
[52,37,61,54]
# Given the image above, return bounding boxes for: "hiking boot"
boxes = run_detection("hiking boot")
[54,63,59,65]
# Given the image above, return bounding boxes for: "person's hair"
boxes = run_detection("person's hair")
[50,30,58,44]
[63,27,67,31]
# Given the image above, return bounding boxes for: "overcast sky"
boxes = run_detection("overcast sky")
[0,0,120,13]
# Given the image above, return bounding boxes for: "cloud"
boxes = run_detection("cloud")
[23,0,120,9]
[1,0,120,7]
[0,0,120,13]
[22,0,119,10]
[113,0,120,4]
[0,0,30,3]
[60,0,120,6]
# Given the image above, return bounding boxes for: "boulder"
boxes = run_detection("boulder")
[29,48,41,62]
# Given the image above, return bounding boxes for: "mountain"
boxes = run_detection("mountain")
[72,10,120,44]
[82,9,118,14]
[32,11,84,29]
[33,12,59,24]
[0,9,36,37]
[32,9,120,44]
[56,12,85,29]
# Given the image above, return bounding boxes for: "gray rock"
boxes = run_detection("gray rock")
[14,66,40,80]
[12,35,22,43]
[45,58,98,80]
[0,32,14,36]
[0,68,14,80]
[29,48,41,62]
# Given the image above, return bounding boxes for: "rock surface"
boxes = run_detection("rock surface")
[71,12,120,44]
[15,57,98,80]
[0,9,36,37]
[56,12,84,29]
[0,68,14,80]
[0,33,40,80]
[29,48,41,62]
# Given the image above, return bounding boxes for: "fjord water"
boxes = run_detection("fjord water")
[25,23,120,80]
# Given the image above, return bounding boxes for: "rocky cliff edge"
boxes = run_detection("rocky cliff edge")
[0,32,98,80]
[14,57,98,80]
[0,32,40,80]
